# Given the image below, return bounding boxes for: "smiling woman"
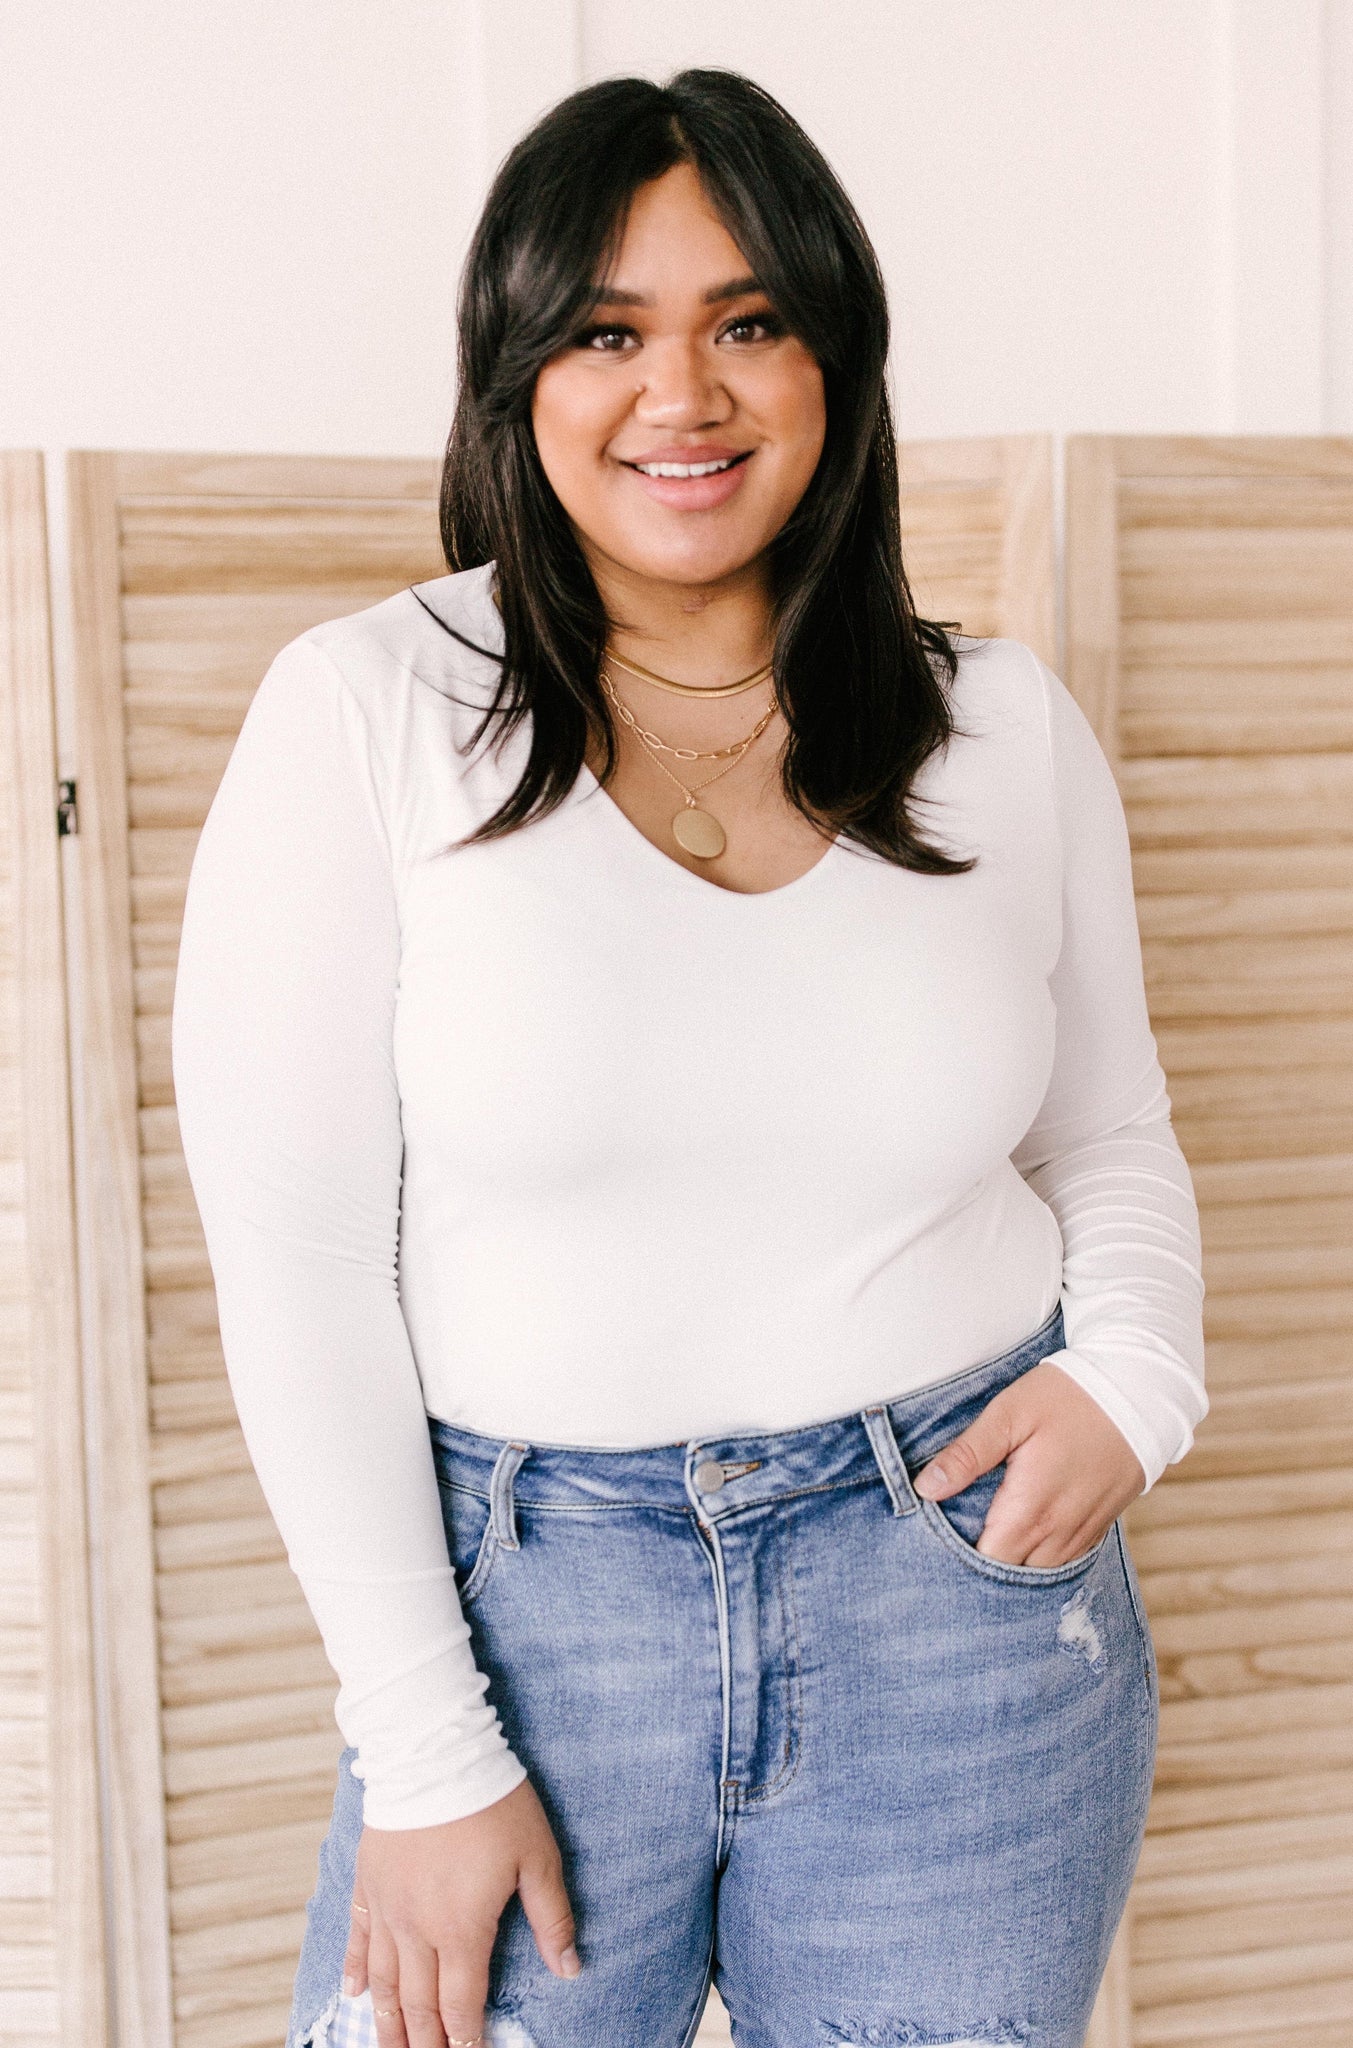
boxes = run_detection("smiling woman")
[441,71,969,891]
[170,65,1205,2048]
[532,181,825,555]
[529,161,831,874]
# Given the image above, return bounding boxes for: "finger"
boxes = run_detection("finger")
[975,1491,1059,1564]
[913,1392,1018,1501]
[1016,1507,1115,1569]
[390,1938,447,2048]
[367,1933,409,2048]
[438,1943,492,2048]
[977,1468,1106,1566]
[518,1851,581,1979]
[343,1879,372,1998]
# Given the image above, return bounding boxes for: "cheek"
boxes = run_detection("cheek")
[753,358,827,488]
[531,366,622,510]
[790,365,828,469]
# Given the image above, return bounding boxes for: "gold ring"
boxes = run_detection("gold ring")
[374,2007,398,2018]
[447,2037,483,2046]
[351,1903,369,1915]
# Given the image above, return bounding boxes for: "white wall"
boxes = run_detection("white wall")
[589,0,1226,438]
[1330,0,1353,427]
[1,0,1350,460]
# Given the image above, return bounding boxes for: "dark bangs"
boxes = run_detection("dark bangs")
[438,68,973,874]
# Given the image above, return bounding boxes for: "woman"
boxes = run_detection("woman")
[172,69,1205,2048]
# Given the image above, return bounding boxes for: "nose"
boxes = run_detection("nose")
[632,337,733,429]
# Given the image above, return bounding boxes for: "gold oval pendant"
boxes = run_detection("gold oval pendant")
[672,806,726,860]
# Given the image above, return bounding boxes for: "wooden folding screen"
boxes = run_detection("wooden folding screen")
[899,434,1057,666]
[66,453,447,2048]
[1067,435,1353,2048]
[0,452,106,2048]
[65,440,1054,2048]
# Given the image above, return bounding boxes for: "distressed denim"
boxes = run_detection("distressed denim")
[287,1302,1158,2048]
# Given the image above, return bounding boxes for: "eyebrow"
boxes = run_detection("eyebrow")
[589,274,764,309]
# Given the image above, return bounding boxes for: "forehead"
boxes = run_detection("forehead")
[598,163,755,299]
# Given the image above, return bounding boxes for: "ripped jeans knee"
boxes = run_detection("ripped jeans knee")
[298,1988,537,2048]
[821,2024,1031,2047]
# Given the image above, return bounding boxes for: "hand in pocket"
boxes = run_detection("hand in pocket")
[913,1362,1145,1568]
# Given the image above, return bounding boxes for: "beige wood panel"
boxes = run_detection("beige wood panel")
[899,434,1057,664]
[68,451,445,2048]
[67,442,1056,2048]
[0,453,107,2048]
[1066,434,1353,2045]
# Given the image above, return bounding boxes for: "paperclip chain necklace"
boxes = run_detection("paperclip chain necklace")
[599,665,777,862]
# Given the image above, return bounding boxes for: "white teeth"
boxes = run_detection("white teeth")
[633,457,739,478]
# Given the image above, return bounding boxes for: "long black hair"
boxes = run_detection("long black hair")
[438,68,973,874]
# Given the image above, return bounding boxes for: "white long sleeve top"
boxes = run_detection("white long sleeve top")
[170,564,1206,1828]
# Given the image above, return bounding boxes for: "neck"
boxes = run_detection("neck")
[588,549,775,688]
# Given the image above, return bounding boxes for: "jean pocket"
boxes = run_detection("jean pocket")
[436,1480,497,1605]
[919,1463,1110,1586]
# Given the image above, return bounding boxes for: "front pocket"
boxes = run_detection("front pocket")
[436,1480,497,1605]
[919,1464,1109,1586]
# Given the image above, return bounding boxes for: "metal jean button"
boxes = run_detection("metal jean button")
[694,1459,726,1493]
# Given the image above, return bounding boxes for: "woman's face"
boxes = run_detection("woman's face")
[531,161,827,595]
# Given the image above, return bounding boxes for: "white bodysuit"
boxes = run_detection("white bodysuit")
[170,565,1206,1828]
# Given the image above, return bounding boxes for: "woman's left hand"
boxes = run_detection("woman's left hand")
[912,1363,1146,1567]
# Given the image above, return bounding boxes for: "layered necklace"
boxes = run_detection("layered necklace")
[601,647,777,861]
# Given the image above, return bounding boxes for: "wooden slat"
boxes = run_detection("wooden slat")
[899,435,1057,664]
[1109,436,1353,480]
[0,453,108,2047]
[1066,433,1353,2043]
[69,451,174,2048]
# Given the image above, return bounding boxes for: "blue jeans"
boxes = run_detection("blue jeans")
[287,1303,1157,2048]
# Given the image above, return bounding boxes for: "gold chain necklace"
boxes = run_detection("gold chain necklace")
[599,666,776,861]
[600,668,776,762]
[605,646,773,700]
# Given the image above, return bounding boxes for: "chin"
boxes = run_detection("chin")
[615,532,769,589]
[625,558,753,590]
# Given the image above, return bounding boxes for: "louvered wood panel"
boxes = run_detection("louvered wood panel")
[900,434,1057,665]
[67,442,1055,2048]
[0,453,106,2048]
[1067,434,1353,2046]
[68,451,446,2048]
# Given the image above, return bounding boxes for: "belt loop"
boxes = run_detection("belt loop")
[861,1406,919,1518]
[489,1441,529,1551]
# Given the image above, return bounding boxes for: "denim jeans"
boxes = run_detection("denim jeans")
[287,1302,1157,2048]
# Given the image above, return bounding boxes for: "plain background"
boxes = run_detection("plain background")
[3,0,1351,459]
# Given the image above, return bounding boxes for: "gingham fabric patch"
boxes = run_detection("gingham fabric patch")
[321,1991,377,2048]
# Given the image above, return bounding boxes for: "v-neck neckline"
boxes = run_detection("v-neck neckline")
[573,761,846,905]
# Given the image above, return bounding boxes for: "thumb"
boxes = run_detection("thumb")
[913,1396,1016,1501]
[518,1855,581,1981]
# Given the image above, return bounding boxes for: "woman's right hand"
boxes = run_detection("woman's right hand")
[343,1777,581,2047]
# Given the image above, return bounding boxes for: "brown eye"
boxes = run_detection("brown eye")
[576,325,636,353]
[720,311,785,345]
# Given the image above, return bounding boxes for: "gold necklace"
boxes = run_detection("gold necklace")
[600,668,776,763]
[600,667,776,861]
[605,646,773,700]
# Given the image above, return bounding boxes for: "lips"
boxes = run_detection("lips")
[619,447,753,510]
[628,452,749,479]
